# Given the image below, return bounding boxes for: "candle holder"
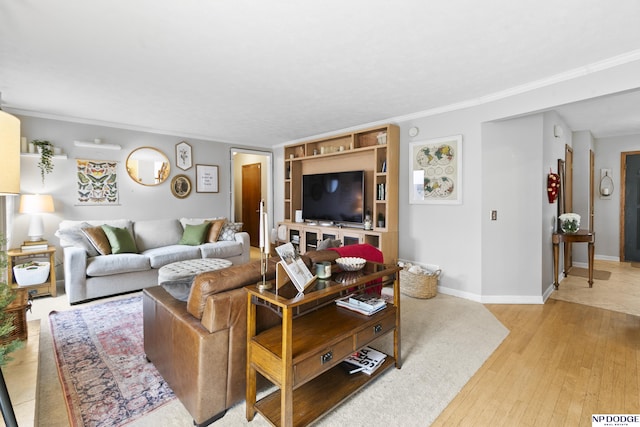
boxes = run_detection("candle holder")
[256,200,273,291]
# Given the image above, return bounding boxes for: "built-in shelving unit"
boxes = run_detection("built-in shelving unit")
[281,124,399,262]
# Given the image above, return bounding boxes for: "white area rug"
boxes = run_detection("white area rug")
[38,292,508,426]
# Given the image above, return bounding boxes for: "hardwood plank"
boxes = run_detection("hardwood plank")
[432,286,640,427]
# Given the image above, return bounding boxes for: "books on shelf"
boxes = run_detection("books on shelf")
[274,242,316,293]
[339,360,365,374]
[21,242,48,251]
[335,294,386,316]
[344,346,387,375]
[348,293,386,311]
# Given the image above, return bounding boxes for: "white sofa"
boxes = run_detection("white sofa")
[56,218,250,304]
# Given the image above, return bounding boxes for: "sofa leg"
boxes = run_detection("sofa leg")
[193,409,227,427]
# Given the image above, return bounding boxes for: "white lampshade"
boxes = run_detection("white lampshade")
[19,194,55,214]
[0,102,21,195]
[19,194,55,241]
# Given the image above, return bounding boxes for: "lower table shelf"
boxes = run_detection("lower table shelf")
[255,356,396,427]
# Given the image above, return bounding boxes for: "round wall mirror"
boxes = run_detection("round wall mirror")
[126,147,171,186]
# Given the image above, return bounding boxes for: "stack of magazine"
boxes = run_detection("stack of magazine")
[340,346,387,375]
[335,293,387,315]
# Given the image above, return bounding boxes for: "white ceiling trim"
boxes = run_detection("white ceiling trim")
[279,49,640,147]
[8,49,640,148]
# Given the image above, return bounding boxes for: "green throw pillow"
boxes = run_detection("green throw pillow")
[179,222,211,245]
[101,225,138,254]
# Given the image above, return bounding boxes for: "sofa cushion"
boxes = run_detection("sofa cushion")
[179,222,211,245]
[134,219,183,251]
[218,222,243,241]
[82,226,112,255]
[206,218,226,242]
[86,253,151,276]
[179,217,223,228]
[199,241,243,259]
[54,222,99,256]
[102,224,138,254]
[142,245,202,269]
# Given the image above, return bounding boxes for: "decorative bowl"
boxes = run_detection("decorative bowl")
[13,261,50,286]
[335,257,366,272]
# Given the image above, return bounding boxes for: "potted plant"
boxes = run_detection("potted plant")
[31,140,54,184]
[377,212,385,228]
[0,235,23,364]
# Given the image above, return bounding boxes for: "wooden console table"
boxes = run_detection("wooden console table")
[552,230,595,289]
[245,262,401,427]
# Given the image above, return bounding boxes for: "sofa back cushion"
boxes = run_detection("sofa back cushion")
[187,258,278,319]
[134,219,183,251]
[58,219,132,248]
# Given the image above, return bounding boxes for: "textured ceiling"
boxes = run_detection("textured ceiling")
[1,0,640,146]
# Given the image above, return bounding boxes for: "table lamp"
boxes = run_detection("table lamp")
[19,194,55,242]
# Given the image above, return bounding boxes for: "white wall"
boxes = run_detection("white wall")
[482,115,544,301]
[274,59,640,303]
[12,115,238,265]
[571,130,595,263]
[594,133,640,260]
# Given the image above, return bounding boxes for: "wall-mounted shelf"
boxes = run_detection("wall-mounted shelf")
[74,140,121,150]
[20,153,68,159]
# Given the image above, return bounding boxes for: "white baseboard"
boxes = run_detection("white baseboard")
[436,285,545,304]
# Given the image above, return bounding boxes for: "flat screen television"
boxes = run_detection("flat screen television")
[302,170,365,225]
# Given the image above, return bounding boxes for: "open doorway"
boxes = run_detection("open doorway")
[230,148,273,248]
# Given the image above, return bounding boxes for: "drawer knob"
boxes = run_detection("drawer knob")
[321,350,333,364]
[373,324,383,334]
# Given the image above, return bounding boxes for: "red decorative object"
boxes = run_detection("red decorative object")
[547,171,560,203]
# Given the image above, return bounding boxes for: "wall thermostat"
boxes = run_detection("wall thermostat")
[409,127,419,137]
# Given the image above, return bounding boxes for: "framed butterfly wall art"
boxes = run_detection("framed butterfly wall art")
[76,159,119,206]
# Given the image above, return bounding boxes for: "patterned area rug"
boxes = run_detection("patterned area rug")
[49,296,175,427]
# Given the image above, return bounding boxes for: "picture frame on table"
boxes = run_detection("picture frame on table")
[196,164,219,193]
[176,141,192,171]
[409,134,462,205]
[170,174,192,199]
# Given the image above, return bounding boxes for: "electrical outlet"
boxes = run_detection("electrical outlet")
[490,210,497,221]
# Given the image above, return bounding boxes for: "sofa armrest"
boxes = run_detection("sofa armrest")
[234,231,250,264]
[63,246,88,304]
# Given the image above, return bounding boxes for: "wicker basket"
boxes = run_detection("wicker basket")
[0,289,30,345]
[400,267,441,299]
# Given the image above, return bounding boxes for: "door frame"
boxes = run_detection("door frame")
[619,150,640,261]
[229,148,274,232]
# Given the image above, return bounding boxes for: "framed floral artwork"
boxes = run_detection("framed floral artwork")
[409,135,462,204]
[196,164,219,193]
[176,141,192,171]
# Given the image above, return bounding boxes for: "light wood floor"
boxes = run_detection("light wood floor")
[432,268,640,426]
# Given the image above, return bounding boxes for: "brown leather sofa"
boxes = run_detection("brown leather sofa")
[142,249,339,426]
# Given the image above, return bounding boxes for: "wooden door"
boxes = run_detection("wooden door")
[242,163,262,247]
[622,152,640,261]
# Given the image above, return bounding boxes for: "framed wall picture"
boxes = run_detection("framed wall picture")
[176,141,192,171]
[196,164,219,193]
[170,174,192,199]
[409,134,462,204]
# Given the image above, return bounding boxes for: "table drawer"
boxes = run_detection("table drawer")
[294,336,354,385]
[355,310,396,348]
